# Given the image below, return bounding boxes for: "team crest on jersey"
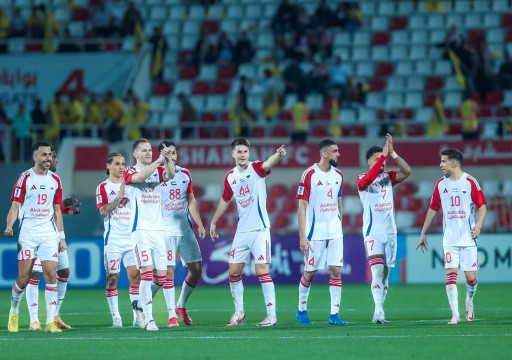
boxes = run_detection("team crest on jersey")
[182,180,187,183]
[30,185,37,190]
[171,181,177,185]
[14,188,21,197]
[40,185,46,189]
[452,188,459,193]
[326,180,331,185]
[297,186,304,195]
[463,190,467,193]
[317,181,323,186]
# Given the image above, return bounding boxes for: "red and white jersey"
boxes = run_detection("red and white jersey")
[161,165,194,235]
[124,165,166,232]
[95,179,131,246]
[222,161,270,233]
[296,164,344,240]
[11,168,63,236]
[429,173,486,247]
[357,157,399,236]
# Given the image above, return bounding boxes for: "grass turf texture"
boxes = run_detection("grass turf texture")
[1,284,511,359]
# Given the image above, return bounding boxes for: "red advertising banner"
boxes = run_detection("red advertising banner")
[395,140,512,166]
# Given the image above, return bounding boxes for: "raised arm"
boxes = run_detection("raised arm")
[262,145,287,172]
[387,133,412,183]
[187,193,206,239]
[127,153,165,184]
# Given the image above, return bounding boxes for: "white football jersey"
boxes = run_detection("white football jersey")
[429,173,486,247]
[161,165,194,235]
[296,164,344,241]
[124,165,166,232]
[96,179,131,246]
[357,160,399,236]
[11,168,63,236]
[222,161,270,233]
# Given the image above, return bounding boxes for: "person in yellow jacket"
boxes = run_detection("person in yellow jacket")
[459,95,479,140]
[0,7,10,40]
[121,95,150,140]
[291,95,310,143]
[40,5,59,53]
[46,92,69,147]
[69,93,84,134]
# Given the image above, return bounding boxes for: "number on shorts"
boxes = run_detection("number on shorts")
[37,194,47,205]
[141,251,149,262]
[167,250,173,261]
[110,259,120,271]
[20,249,31,260]
[168,189,181,200]
[445,252,452,264]
[367,240,375,251]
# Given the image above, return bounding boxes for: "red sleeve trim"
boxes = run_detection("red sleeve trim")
[96,182,109,210]
[221,170,235,202]
[124,167,135,185]
[296,168,315,201]
[467,176,487,208]
[51,174,63,205]
[357,156,386,191]
[252,161,270,178]
[182,168,194,194]
[428,178,443,211]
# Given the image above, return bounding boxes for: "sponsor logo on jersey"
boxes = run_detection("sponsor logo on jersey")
[266,302,273,306]
[30,185,37,190]
[317,181,323,186]
[14,188,21,197]
[96,195,102,204]
[443,188,448,193]
[297,186,304,195]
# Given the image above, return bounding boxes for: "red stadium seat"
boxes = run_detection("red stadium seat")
[425,77,444,92]
[213,127,230,138]
[478,106,493,119]
[372,32,390,46]
[396,182,416,197]
[281,199,298,213]
[312,126,328,137]
[269,183,289,198]
[407,124,425,136]
[194,185,204,198]
[199,200,216,214]
[180,66,198,80]
[369,78,386,92]
[468,30,485,44]
[218,65,237,79]
[212,81,230,94]
[405,197,424,212]
[192,81,211,95]
[153,81,172,96]
[273,214,290,231]
[351,125,367,137]
[201,112,217,122]
[72,8,90,21]
[272,125,288,137]
[178,50,193,65]
[447,123,462,135]
[202,20,219,34]
[501,13,512,28]
[279,111,292,122]
[423,94,436,107]
[199,128,211,138]
[376,62,394,77]
[389,16,408,30]
[253,127,265,138]
[484,92,502,106]
[319,111,331,121]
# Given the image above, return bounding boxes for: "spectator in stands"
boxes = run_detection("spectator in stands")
[0,7,8,53]
[459,94,479,140]
[497,107,512,137]
[438,25,465,58]
[457,41,478,98]
[30,99,47,141]
[474,39,494,102]
[102,91,124,143]
[312,0,333,29]
[331,2,349,29]
[262,69,280,123]
[345,2,364,33]
[233,31,254,67]
[40,5,59,53]
[329,55,352,99]
[69,93,84,134]
[217,31,234,65]
[178,93,199,140]
[283,59,306,95]
[47,92,69,146]
[498,52,512,90]
[309,25,332,60]
[295,5,311,35]
[311,56,330,96]
[27,5,44,39]
[228,76,253,137]
[270,0,296,35]
[9,7,26,38]
[85,93,102,127]
[0,99,8,161]
[290,94,309,143]
[149,26,167,81]
[121,95,150,140]
[121,1,144,36]
[345,79,367,106]
[12,104,32,161]
[91,2,117,38]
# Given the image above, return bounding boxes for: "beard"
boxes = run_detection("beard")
[329,159,338,168]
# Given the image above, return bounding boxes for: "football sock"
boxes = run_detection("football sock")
[329,277,342,315]
[466,279,478,302]
[106,288,119,318]
[177,276,197,308]
[163,278,176,318]
[258,273,276,317]
[45,283,58,325]
[151,274,165,298]
[129,285,140,322]
[446,272,459,317]
[10,282,25,314]
[229,275,244,314]
[298,275,311,311]
[55,274,68,315]
[369,258,385,312]
[383,266,390,304]
[140,271,154,323]
[26,279,40,323]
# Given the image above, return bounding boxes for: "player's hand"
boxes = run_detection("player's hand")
[119,182,125,199]
[299,236,311,258]
[62,197,80,209]
[382,139,390,157]
[59,238,67,252]
[276,145,287,158]
[471,224,482,239]
[4,227,13,237]
[416,235,428,252]
[197,224,206,240]
[209,223,218,241]
[386,133,395,155]
[68,207,81,216]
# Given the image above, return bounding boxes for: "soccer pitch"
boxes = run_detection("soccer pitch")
[1,284,511,359]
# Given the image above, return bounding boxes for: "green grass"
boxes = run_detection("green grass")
[1,284,511,359]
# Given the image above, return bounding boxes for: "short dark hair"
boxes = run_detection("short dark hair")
[106,152,124,175]
[158,140,176,152]
[441,148,463,164]
[132,138,149,151]
[231,137,250,149]
[366,146,383,160]
[318,139,336,152]
[32,141,51,154]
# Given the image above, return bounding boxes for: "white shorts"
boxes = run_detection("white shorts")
[444,246,479,271]
[32,249,70,273]
[104,243,137,274]
[230,228,271,264]
[165,232,202,267]
[304,237,344,272]
[364,234,397,268]
[131,230,166,271]
[18,234,58,263]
